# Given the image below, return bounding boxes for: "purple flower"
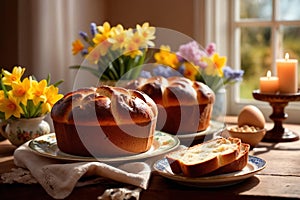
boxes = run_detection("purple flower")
[223,66,244,82]
[90,22,97,37]
[140,70,152,78]
[177,41,207,66]
[206,43,216,56]
[140,66,182,78]
[153,65,182,78]
[178,65,185,75]
[81,49,89,56]
[79,31,89,42]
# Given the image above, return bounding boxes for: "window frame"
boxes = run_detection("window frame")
[202,0,300,123]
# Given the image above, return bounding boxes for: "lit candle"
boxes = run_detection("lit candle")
[276,53,298,93]
[260,70,279,93]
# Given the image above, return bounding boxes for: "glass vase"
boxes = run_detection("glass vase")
[4,116,50,146]
[212,88,227,121]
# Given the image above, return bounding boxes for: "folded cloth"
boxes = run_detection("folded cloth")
[12,142,151,199]
[9,142,183,199]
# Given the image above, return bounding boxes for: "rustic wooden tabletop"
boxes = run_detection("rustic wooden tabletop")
[0,116,299,200]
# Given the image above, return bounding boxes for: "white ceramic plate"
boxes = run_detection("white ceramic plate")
[28,131,180,163]
[153,156,266,188]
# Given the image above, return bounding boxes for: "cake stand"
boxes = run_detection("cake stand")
[252,90,300,142]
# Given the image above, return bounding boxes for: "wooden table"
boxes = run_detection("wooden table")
[1,116,300,200]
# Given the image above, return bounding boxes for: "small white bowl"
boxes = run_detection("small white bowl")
[227,126,266,147]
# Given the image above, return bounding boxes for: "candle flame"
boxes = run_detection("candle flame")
[285,53,289,60]
[267,70,271,78]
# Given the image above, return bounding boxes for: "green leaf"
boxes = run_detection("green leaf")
[46,74,51,85]
[53,80,64,87]
[108,62,119,80]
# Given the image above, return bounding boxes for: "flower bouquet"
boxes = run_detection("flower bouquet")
[71,21,155,81]
[0,66,63,145]
[145,41,244,93]
[0,66,63,120]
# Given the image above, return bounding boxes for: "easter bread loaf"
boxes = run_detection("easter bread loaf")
[166,137,249,177]
[126,76,215,134]
[51,85,158,157]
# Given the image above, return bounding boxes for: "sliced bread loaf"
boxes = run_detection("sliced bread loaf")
[209,142,250,175]
[166,137,242,177]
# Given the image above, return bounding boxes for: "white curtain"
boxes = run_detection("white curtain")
[18,0,106,94]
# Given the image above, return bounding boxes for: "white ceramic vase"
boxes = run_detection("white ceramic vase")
[4,116,50,146]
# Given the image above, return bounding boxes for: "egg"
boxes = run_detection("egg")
[238,105,265,129]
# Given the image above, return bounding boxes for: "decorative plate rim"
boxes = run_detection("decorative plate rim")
[27,131,180,163]
[153,155,266,187]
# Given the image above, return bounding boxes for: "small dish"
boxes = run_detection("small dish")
[227,126,266,147]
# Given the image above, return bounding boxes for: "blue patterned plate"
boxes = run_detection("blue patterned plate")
[153,155,266,188]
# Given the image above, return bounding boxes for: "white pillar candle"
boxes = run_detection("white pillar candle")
[260,70,279,93]
[276,53,298,93]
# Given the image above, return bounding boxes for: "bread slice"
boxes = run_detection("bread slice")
[166,137,242,177]
[209,143,250,175]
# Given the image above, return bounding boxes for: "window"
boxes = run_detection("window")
[233,0,300,99]
[229,0,300,123]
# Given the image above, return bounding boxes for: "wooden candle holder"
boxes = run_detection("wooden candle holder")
[252,90,300,142]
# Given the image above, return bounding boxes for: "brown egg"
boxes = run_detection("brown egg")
[238,105,265,129]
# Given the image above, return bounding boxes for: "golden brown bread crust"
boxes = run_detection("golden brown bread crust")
[126,76,215,134]
[51,85,158,157]
[51,86,158,126]
[127,76,214,106]
[53,120,156,156]
[166,137,244,177]
[210,143,250,175]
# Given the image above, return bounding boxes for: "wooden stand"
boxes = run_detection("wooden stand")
[252,90,300,142]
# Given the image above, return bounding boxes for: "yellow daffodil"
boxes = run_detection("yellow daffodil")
[130,31,144,48]
[109,24,124,38]
[202,53,226,77]
[183,62,199,81]
[93,33,107,46]
[2,66,25,86]
[0,90,5,102]
[0,67,63,120]
[0,94,24,119]
[97,22,112,37]
[31,79,47,105]
[109,25,127,50]
[136,22,155,47]
[124,41,143,58]
[41,85,63,114]
[212,53,226,76]
[9,77,32,106]
[154,45,179,69]
[72,39,84,55]
[70,22,156,81]
[202,56,216,76]
[93,22,112,47]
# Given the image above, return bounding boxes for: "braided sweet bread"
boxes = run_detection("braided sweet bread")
[51,86,158,157]
[126,76,215,134]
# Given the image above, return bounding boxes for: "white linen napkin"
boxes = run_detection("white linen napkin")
[3,142,183,199]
